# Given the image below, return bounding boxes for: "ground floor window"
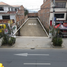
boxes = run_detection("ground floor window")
[2,15,10,19]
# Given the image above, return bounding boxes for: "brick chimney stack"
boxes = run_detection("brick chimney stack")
[43,0,46,3]
[19,5,24,10]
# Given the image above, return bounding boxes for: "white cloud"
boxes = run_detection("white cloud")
[0,0,43,11]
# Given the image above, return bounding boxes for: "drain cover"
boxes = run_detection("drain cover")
[31,48,35,49]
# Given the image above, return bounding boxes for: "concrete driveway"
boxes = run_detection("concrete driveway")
[13,18,50,48]
[20,18,47,37]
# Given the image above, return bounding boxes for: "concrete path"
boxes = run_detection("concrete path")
[62,38,67,48]
[14,18,67,49]
[14,36,51,48]
[13,18,50,48]
[13,18,67,49]
[20,18,47,37]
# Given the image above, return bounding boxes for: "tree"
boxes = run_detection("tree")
[24,9,29,16]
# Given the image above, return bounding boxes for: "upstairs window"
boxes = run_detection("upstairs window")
[11,8,13,11]
[55,2,66,8]
[0,7,4,11]
[8,8,10,11]
[15,8,17,11]
[15,8,19,11]
[55,14,64,18]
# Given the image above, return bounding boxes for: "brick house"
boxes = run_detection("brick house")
[38,0,67,33]
[38,0,51,33]
[16,5,24,26]
[0,2,24,26]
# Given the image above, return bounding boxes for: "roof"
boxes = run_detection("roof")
[0,2,21,8]
[56,0,67,1]
[0,11,16,14]
[11,5,20,7]
[0,2,9,5]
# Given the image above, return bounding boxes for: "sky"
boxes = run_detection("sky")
[0,0,43,12]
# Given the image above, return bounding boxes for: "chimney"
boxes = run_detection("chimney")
[43,0,46,3]
[19,5,24,10]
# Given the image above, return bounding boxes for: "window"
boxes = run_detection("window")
[55,14,64,18]
[0,7,4,11]
[55,2,66,8]
[11,8,13,11]
[8,8,10,11]
[2,15,10,19]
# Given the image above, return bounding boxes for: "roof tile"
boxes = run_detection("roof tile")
[0,2,9,5]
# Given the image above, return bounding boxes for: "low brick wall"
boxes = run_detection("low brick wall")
[28,13,38,17]
[38,0,51,33]
[24,15,28,21]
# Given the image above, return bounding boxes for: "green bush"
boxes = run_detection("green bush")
[2,35,9,45]
[52,37,63,46]
[8,39,13,46]
[11,37,16,44]
[8,37,16,46]
[0,33,3,38]
[2,34,16,46]
[2,39,7,45]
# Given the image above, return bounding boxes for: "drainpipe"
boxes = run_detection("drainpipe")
[52,0,55,26]
[51,0,55,37]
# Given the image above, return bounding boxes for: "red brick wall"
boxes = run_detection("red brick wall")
[0,19,14,23]
[24,15,28,21]
[28,13,38,17]
[16,5,25,26]
[38,0,51,31]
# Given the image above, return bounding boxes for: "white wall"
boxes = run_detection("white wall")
[13,8,15,11]
[4,6,9,12]
[0,14,16,22]
[10,14,16,22]
[50,13,66,21]
[0,6,16,12]
[0,6,9,12]
[0,15,2,19]
[50,1,67,21]
[50,2,67,12]
[66,2,67,8]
